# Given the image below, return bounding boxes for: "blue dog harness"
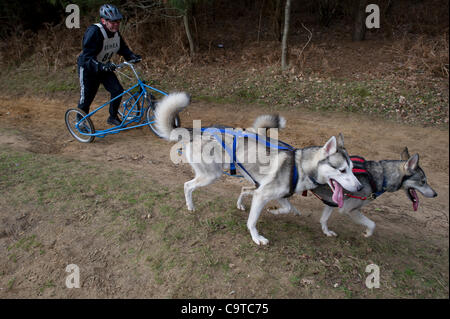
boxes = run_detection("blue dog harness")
[201,127,299,197]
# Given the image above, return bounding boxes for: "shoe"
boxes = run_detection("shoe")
[76,114,89,133]
[79,123,90,134]
[107,116,122,126]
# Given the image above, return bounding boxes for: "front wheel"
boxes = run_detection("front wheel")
[65,108,95,143]
[145,100,180,138]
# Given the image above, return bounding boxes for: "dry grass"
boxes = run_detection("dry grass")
[1,29,36,66]
[0,4,448,128]
[1,2,448,80]
[389,33,449,77]
[33,23,81,71]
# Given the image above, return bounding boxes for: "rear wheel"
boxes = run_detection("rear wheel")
[118,91,141,121]
[146,98,180,138]
[65,108,95,143]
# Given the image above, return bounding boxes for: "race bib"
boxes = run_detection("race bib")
[95,23,120,63]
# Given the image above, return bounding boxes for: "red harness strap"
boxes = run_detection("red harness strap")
[348,156,373,200]
[302,190,340,207]
[303,190,324,200]
[303,189,368,204]
[344,193,368,200]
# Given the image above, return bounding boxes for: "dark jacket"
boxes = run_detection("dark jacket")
[77,23,134,73]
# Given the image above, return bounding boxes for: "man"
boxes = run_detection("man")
[77,4,141,126]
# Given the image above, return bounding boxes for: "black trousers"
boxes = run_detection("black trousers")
[77,66,124,118]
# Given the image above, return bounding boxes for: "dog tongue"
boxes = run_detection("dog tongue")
[411,189,419,211]
[332,180,344,208]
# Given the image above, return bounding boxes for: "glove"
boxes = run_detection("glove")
[100,62,116,72]
[128,54,141,62]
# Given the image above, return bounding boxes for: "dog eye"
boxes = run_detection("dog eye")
[340,169,346,173]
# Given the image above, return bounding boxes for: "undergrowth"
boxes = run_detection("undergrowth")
[0,147,448,298]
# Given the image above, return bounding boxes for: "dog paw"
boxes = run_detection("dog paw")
[324,230,338,237]
[363,229,373,238]
[292,209,301,216]
[187,205,195,211]
[237,203,246,211]
[268,208,290,215]
[268,209,280,215]
[252,235,269,245]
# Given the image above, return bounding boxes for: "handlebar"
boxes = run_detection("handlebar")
[127,57,142,64]
[115,58,141,69]
[113,58,143,82]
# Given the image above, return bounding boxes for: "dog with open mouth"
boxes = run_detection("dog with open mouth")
[153,92,362,245]
[310,147,438,237]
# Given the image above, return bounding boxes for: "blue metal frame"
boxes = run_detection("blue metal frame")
[75,62,168,138]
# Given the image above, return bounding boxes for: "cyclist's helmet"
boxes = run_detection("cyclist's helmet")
[99,4,123,21]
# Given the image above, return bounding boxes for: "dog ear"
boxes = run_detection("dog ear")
[404,153,419,173]
[401,147,410,160]
[336,133,345,148]
[322,136,337,157]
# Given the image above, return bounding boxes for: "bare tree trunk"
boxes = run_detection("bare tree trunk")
[257,0,266,43]
[281,0,291,70]
[183,13,195,57]
[272,0,282,41]
[352,0,367,41]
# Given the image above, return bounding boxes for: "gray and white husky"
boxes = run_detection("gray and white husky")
[154,92,362,245]
[311,147,437,238]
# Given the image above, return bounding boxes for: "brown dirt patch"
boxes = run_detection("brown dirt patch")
[0,94,448,298]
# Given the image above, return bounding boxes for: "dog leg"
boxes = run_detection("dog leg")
[247,192,271,245]
[184,174,221,211]
[346,209,375,237]
[268,198,301,216]
[184,179,197,211]
[236,186,256,211]
[320,205,337,237]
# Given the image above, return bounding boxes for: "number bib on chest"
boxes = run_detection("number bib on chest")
[95,23,120,63]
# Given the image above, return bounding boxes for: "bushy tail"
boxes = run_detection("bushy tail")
[252,114,286,131]
[154,92,190,141]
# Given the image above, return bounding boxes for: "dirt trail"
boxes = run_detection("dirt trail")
[0,94,448,243]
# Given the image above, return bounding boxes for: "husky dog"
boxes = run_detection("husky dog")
[154,92,362,245]
[311,147,437,238]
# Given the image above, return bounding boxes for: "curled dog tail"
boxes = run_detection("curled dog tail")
[253,114,286,131]
[154,92,190,141]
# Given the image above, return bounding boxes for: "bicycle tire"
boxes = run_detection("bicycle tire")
[118,91,141,121]
[146,100,180,138]
[65,108,95,143]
